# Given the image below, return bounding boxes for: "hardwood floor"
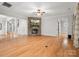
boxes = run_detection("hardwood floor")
[0,35,79,57]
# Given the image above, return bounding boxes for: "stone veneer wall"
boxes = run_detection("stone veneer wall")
[74,3,79,48]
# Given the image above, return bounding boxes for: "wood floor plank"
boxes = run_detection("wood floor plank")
[0,36,78,57]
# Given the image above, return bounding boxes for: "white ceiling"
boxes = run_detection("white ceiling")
[0,2,76,19]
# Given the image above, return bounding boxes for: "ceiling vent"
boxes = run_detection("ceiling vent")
[2,2,12,8]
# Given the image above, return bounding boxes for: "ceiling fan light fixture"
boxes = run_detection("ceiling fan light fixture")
[35,9,45,17]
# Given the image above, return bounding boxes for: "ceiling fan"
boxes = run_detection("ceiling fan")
[34,9,45,17]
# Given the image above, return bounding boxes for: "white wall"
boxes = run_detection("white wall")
[68,15,73,35]
[41,15,73,36]
[61,17,68,34]
[0,14,28,35]
[0,14,73,36]
[0,15,7,35]
[17,19,28,35]
[41,16,58,36]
